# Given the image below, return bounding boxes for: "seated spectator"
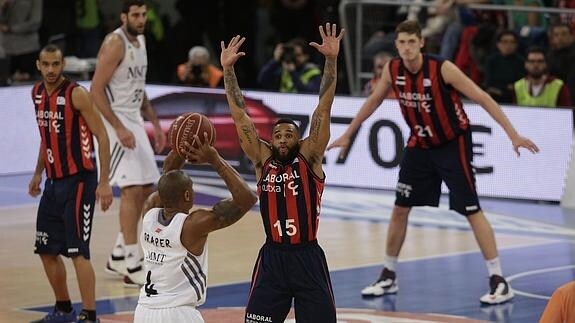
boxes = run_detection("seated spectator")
[176,46,223,88]
[512,47,572,107]
[363,51,394,97]
[257,38,321,93]
[483,30,525,103]
[539,281,575,323]
[547,23,575,98]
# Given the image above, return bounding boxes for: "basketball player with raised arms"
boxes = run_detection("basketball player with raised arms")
[29,44,113,323]
[328,20,540,305]
[90,0,166,287]
[221,23,344,323]
[133,137,257,323]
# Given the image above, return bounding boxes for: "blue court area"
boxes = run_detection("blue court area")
[4,172,575,322]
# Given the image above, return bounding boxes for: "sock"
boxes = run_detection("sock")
[55,300,73,313]
[486,257,503,277]
[111,233,125,258]
[125,244,142,270]
[79,309,97,321]
[383,255,398,272]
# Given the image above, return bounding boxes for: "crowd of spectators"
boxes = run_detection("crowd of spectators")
[1,0,574,108]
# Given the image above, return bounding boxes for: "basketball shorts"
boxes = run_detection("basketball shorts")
[97,112,160,187]
[134,305,204,323]
[34,171,97,258]
[245,241,336,323]
[395,130,481,216]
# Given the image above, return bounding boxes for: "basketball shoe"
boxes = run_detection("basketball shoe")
[30,308,76,323]
[480,275,514,305]
[124,265,146,288]
[104,255,128,277]
[361,268,399,296]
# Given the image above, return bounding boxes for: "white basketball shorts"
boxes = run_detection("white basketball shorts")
[96,112,160,187]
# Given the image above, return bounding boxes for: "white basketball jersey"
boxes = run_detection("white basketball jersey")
[138,208,208,308]
[107,28,147,118]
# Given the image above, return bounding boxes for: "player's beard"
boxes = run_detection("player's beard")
[272,143,299,165]
[126,23,143,37]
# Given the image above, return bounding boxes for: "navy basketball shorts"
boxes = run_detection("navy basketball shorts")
[395,130,481,216]
[245,241,336,323]
[34,171,98,258]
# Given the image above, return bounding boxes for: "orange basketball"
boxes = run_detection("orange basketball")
[169,112,216,158]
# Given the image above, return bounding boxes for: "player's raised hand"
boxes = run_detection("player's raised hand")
[220,35,246,68]
[309,23,345,58]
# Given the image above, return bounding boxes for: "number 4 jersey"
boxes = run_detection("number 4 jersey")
[138,208,208,308]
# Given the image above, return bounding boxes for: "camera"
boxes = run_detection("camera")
[281,45,296,64]
[191,64,203,78]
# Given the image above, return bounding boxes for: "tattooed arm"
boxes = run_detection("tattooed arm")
[220,36,271,173]
[300,23,345,169]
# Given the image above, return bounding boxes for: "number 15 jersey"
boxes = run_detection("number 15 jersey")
[257,154,325,245]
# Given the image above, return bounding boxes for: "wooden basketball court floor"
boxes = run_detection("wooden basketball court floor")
[1,171,574,322]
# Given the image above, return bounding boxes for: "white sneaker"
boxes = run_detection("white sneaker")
[480,275,514,305]
[124,265,146,288]
[361,268,398,296]
[104,256,127,277]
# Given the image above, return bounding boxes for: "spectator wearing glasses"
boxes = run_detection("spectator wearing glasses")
[363,51,395,97]
[512,47,572,107]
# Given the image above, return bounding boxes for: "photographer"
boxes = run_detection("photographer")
[176,46,223,88]
[257,38,321,93]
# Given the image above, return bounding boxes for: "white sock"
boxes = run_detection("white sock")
[111,233,125,258]
[486,257,503,277]
[383,255,398,272]
[125,244,142,270]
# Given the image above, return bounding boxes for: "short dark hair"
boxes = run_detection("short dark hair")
[496,29,517,43]
[122,0,145,14]
[274,118,300,132]
[395,20,422,39]
[526,46,546,59]
[38,44,63,60]
[286,38,311,57]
